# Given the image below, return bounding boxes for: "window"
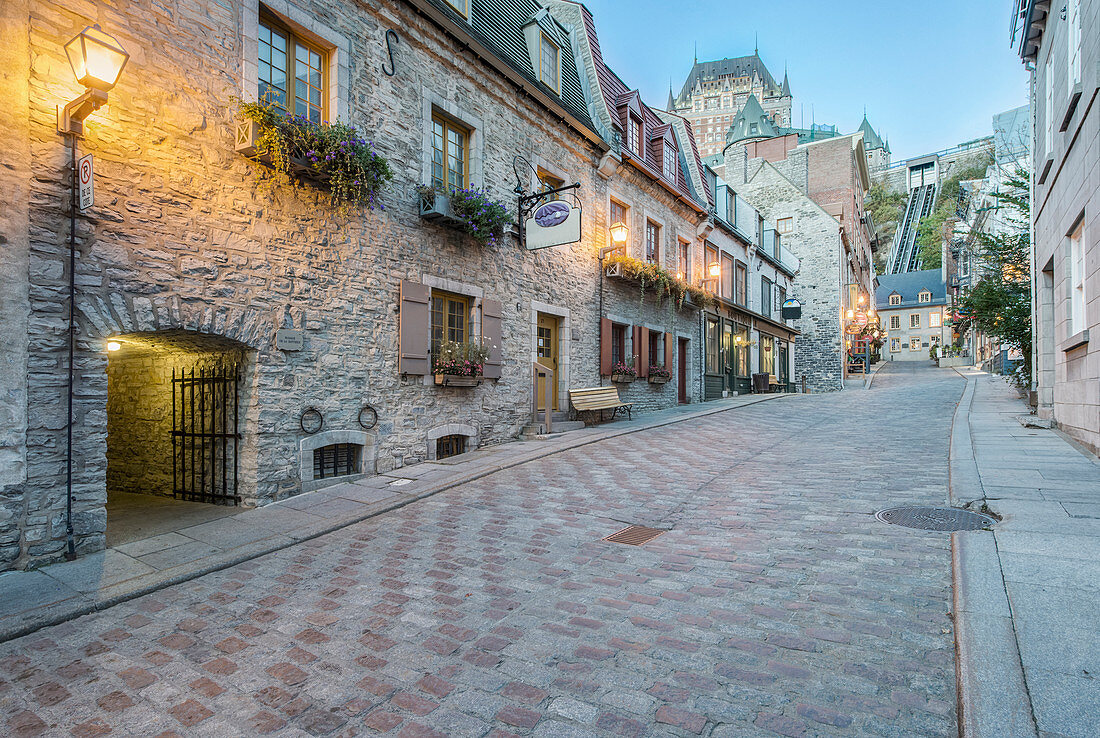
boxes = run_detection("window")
[436,434,466,460]
[430,291,470,356]
[444,0,469,16]
[918,290,931,303]
[721,254,734,300]
[778,287,787,321]
[910,314,920,329]
[725,190,736,224]
[735,263,747,305]
[749,122,758,135]
[759,335,775,374]
[930,335,941,346]
[890,338,900,352]
[539,33,560,92]
[706,97,719,110]
[930,311,942,328]
[1068,0,1081,93]
[1044,56,1053,154]
[678,239,690,281]
[610,199,627,231]
[890,315,901,330]
[663,141,678,182]
[777,217,793,235]
[889,293,901,306]
[313,443,360,480]
[1070,219,1086,333]
[628,115,643,155]
[646,220,660,263]
[431,112,469,190]
[706,318,720,373]
[537,168,564,201]
[910,337,921,351]
[259,15,326,123]
[611,323,626,367]
[649,331,665,368]
[761,277,773,318]
[734,324,750,376]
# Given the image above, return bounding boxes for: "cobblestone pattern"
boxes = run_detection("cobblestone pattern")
[0,364,960,736]
[2,0,704,568]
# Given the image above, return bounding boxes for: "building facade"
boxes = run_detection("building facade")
[1014,0,1099,454]
[0,0,716,569]
[876,271,949,361]
[669,53,792,160]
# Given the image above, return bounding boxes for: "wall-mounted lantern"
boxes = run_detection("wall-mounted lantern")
[708,261,720,278]
[106,341,121,352]
[609,221,628,244]
[58,25,130,136]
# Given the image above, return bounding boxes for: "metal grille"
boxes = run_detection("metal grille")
[603,525,666,546]
[436,434,466,460]
[172,364,240,505]
[313,443,361,479]
[875,506,996,531]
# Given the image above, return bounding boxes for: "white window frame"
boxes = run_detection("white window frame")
[890,315,901,330]
[1045,55,1054,155]
[910,314,921,329]
[1068,0,1081,93]
[889,293,901,306]
[1069,219,1086,334]
[930,311,942,328]
[910,337,922,352]
[890,338,900,353]
[918,291,931,303]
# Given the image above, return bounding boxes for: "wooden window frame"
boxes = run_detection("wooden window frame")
[918,291,931,303]
[259,11,329,123]
[889,293,901,306]
[538,32,560,93]
[777,217,793,234]
[663,141,678,182]
[431,110,470,191]
[645,220,660,264]
[430,290,471,357]
[628,115,643,156]
[648,330,664,369]
[678,239,690,282]
[735,261,747,306]
[929,311,942,328]
[611,323,627,368]
[444,0,469,17]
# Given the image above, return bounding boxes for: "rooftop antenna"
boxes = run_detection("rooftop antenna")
[694,41,697,65]
[754,32,758,56]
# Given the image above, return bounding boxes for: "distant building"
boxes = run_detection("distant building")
[669,52,792,159]
[1014,0,1099,454]
[876,271,949,361]
[857,114,891,173]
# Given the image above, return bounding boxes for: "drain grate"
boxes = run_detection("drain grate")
[875,506,996,531]
[603,525,666,546]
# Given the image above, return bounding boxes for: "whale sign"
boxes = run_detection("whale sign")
[524,201,581,251]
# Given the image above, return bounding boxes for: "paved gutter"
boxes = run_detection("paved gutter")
[0,392,789,644]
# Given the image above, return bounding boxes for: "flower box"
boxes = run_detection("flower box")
[611,374,635,383]
[235,119,333,190]
[419,192,460,223]
[434,374,481,387]
[648,376,669,385]
[604,262,624,278]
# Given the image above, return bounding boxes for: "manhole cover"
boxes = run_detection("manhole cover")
[603,525,666,546]
[875,506,995,531]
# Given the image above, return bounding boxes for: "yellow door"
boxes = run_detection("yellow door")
[536,313,558,411]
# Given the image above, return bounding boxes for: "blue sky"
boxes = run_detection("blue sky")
[579,0,1029,162]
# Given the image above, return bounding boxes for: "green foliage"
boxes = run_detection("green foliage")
[913,153,994,270]
[447,187,513,246]
[237,98,392,210]
[604,253,715,309]
[865,182,906,241]
[959,166,1032,385]
[432,340,490,376]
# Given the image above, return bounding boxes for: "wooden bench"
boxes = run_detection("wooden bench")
[847,359,866,374]
[569,386,632,422]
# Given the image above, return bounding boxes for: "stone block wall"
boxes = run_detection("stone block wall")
[0,0,708,569]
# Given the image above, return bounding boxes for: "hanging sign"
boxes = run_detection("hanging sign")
[781,298,802,320]
[844,323,862,335]
[77,154,94,211]
[854,311,868,327]
[525,201,581,251]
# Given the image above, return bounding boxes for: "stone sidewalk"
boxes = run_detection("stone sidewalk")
[951,370,1100,738]
[0,393,787,644]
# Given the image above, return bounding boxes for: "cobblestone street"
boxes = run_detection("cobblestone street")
[0,365,963,737]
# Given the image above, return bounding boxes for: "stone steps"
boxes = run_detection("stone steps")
[520,419,586,439]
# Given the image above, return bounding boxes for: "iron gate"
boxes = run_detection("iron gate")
[172,363,240,505]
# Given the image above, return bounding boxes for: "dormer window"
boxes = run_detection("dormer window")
[889,293,901,306]
[444,0,469,17]
[539,33,559,92]
[663,141,677,182]
[627,115,643,155]
[918,290,932,303]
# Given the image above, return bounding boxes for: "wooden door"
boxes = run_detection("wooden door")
[677,338,689,404]
[536,313,558,410]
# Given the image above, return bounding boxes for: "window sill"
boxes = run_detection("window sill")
[1062,329,1089,352]
[1059,82,1083,132]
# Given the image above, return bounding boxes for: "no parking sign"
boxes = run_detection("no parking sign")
[78,154,94,211]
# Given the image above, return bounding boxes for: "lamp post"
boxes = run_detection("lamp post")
[57,24,128,560]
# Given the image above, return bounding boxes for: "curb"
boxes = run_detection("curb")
[863,360,888,390]
[948,371,1038,738]
[0,393,789,644]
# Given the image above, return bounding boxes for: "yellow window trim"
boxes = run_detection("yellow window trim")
[431,290,471,348]
[444,0,469,18]
[431,110,471,191]
[259,10,329,123]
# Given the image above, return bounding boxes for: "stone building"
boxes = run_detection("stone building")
[716,133,877,391]
[857,114,891,173]
[876,270,948,362]
[669,52,792,160]
[0,0,711,570]
[1014,0,1100,454]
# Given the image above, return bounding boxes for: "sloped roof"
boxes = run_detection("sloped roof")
[875,269,947,308]
[857,115,888,153]
[780,70,791,97]
[726,94,778,144]
[674,53,781,106]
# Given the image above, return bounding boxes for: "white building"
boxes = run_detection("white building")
[876,270,949,361]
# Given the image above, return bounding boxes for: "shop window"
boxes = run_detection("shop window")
[313,443,361,480]
[910,337,922,351]
[759,336,775,374]
[431,112,469,190]
[706,318,720,373]
[259,13,327,123]
[436,434,466,460]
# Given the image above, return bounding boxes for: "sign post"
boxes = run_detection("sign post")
[77,154,94,211]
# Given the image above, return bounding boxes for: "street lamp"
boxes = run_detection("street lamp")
[609,221,628,245]
[57,23,129,562]
[58,25,130,136]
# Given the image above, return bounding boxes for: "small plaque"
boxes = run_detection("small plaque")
[276,329,304,351]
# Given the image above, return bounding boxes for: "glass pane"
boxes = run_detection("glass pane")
[296,44,307,63]
[296,79,306,99]
[310,69,321,88]
[311,50,321,69]
[273,47,286,71]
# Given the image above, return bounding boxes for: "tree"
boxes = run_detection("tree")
[959,166,1031,384]
[914,154,994,270]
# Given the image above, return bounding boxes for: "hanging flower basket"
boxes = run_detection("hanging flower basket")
[235,99,392,209]
[434,374,480,387]
[432,340,488,387]
[609,361,636,384]
[417,185,512,246]
[648,365,671,384]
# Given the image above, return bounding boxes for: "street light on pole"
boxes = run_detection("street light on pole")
[57,24,129,560]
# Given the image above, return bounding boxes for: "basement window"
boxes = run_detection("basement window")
[313,443,361,479]
[436,435,466,460]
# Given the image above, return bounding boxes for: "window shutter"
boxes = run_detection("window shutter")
[481,298,503,379]
[600,318,612,376]
[665,332,674,369]
[635,326,649,378]
[399,280,431,375]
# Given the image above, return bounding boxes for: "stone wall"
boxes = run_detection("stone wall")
[2,0,708,569]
